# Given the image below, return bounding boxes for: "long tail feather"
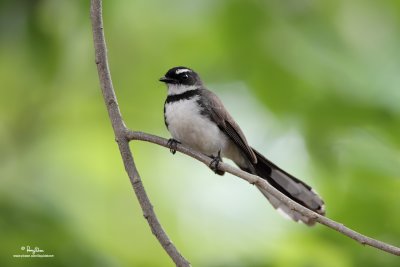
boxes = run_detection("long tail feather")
[250,148,325,226]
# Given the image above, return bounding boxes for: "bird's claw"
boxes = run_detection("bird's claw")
[167,138,180,154]
[209,150,223,175]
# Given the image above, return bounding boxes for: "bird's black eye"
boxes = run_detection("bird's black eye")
[182,73,189,79]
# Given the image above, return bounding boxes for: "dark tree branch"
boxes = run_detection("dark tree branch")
[90,0,400,262]
[90,1,191,266]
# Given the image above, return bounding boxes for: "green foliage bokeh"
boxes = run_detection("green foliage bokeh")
[0,0,399,266]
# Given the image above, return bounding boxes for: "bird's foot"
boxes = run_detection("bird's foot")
[167,138,180,155]
[209,150,224,175]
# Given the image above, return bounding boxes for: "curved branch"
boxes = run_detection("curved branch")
[90,1,191,266]
[126,131,400,257]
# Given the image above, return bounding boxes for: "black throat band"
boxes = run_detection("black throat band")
[165,89,201,104]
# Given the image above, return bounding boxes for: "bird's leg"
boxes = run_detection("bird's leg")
[167,138,180,155]
[209,150,224,175]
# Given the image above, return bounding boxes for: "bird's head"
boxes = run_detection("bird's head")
[159,67,202,94]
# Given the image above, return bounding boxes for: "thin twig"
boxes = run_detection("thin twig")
[126,131,400,257]
[90,1,191,266]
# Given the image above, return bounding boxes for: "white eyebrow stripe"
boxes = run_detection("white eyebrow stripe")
[175,68,191,74]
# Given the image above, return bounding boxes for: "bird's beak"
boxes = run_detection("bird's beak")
[159,76,176,83]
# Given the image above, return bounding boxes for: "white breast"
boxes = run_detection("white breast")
[165,96,229,157]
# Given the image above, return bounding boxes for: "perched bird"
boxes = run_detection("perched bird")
[160,66,325,225]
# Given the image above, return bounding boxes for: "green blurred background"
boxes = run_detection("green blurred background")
[1,0,399,266]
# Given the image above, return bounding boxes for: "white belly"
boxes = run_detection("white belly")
[165,97,229,157]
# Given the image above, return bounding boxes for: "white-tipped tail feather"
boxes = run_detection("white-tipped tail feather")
[251,148,325,226]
